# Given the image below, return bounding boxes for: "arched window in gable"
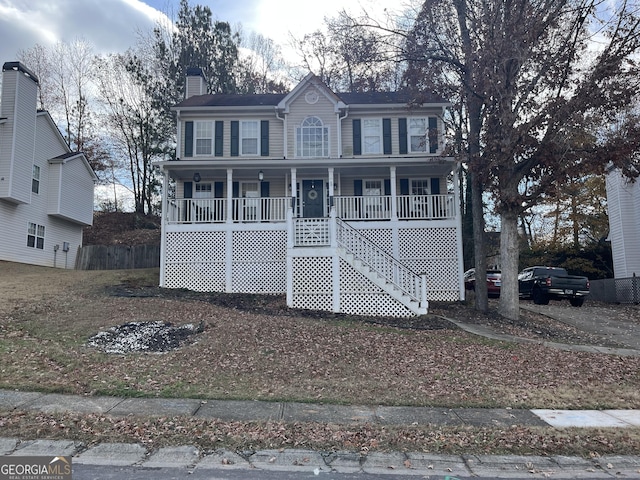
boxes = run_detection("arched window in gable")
[296,116,329,157]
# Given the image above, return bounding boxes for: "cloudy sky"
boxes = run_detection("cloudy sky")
[0,0,395,64]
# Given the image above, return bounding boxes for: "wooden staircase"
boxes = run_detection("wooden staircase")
[335,218,428,316]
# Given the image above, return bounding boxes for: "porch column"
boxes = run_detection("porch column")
[226,168,233,224]
[390,166,400,259]
[159,168,168,287]
[225,168,233,293]
[330,207,340,313]
[290,168,297,213]
[390,166,398,221]
[328,167,335,211]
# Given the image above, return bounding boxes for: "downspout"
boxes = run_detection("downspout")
[275,107,286,159]
[337,106,349,158]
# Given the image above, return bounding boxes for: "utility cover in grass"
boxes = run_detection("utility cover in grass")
[87,321,204,354]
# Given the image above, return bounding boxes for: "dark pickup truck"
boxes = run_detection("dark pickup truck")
[518,266,590,307]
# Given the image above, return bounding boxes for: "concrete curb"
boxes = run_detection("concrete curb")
[2,437,640,477]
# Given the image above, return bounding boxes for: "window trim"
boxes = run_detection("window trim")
[27,222,45,250]
[362,119,383,155]
[194,121,214,156]
[296,116,329,158]
[411,178,431,195]
[240,120,260,156]
[409,118,428,153]
[31,165,40,194]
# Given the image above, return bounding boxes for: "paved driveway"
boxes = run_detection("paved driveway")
[522,302,640,350]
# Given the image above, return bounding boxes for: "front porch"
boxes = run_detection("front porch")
[166,194,456,224]
[158,161,464,317]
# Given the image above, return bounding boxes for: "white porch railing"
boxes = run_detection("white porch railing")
[335,194,454,220]
[334,196,392,220]
[167,197,289,223]
[335,217,428,307]
[396,194,455,220]
[167,198,227,223]
[167,194,455,223]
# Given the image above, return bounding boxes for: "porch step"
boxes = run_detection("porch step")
[338,249,427,316]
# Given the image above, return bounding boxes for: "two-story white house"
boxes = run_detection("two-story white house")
[0,62,97,269]
[155,70,465,317]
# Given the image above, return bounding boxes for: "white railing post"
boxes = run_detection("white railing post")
[420,274,428,309]
[329,207,337,247]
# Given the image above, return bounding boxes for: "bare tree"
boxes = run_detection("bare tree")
[401,0,640,319]
[94,53,163,214]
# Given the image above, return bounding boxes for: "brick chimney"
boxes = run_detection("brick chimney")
[185,67,206,99]
[0,62,39,204]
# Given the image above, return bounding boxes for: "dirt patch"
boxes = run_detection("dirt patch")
[87,321,205,354]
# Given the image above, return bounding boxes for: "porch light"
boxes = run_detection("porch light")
[193,172,201,183]
[258,170,264,181]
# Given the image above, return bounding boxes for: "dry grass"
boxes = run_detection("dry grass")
[2,261,640,456]
[1,261,639,410]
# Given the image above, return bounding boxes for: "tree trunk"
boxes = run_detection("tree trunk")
[498,208,520,320]
[471,169,488,311]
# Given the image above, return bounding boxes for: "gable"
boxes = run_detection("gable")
[276,73,345,114]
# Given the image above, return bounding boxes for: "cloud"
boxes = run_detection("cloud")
[0,0,166,62]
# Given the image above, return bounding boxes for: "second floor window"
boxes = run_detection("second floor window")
[363,119,382,154]
[241,121,259,155]
[195,121,213,155]
[409,118,428,153]
[297,116,329,157]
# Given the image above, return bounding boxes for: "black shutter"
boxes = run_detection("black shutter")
[431,178,440,195]
[214,121,224,156]
[260,181,269,197]
[232,181,239,198]
[184,181,193,198]
[354,179,363,196]
[384,179,391,195]
[398,118,407,154]
[428,117,438,153]
[353,119,362,156]
[400,178,409,195]
[231,121,239,156]
[184,121,194,157]
[214,181,224,198]
[261,120,269,156]
[383,118,392,155]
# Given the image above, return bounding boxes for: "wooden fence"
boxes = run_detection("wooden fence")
[75,245,160,270]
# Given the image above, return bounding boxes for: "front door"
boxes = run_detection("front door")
[302,179,324,218]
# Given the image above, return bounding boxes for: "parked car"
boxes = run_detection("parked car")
[518,266,589,307]
[464,268,502,297]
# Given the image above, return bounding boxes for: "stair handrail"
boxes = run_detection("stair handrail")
[335,217,427,307]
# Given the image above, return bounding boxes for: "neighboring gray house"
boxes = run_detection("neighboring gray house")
[155,71,464,317]
[0,62,97,269]
[606,165,640,278]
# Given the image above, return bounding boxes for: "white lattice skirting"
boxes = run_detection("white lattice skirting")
[162,225,462,315]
